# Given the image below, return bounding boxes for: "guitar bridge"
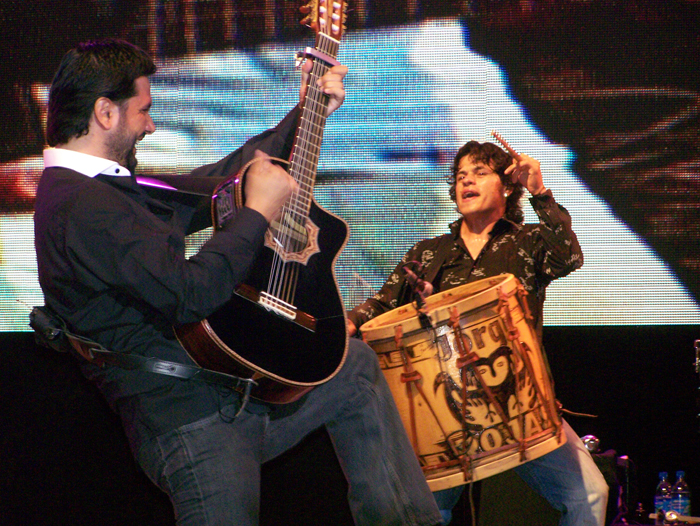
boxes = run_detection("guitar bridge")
[234,284,317,333]
[259,292,296,320]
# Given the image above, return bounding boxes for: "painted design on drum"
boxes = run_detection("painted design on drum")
[430,315,549,461]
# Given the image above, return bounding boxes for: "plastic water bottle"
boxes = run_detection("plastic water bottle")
[654,472,672,524]
[669,470,691,517]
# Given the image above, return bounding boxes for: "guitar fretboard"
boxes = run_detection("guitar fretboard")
[287,33,339,222]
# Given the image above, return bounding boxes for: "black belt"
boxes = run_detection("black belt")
[29,306,256,415]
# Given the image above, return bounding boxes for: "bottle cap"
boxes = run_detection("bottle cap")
[581,435,600,453]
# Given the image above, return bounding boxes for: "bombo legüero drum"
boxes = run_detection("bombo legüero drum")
[360,274,565,491]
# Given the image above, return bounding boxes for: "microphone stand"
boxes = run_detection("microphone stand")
[402,262,435,333]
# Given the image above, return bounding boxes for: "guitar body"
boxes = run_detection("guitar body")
[176,199,349,403]
[175,0,349,404]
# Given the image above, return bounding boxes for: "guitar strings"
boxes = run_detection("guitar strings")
[267,38,336,308]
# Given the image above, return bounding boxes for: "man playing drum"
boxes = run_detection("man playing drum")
[347,138,608,526]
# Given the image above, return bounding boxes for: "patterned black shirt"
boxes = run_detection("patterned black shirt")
[348,190,583,343]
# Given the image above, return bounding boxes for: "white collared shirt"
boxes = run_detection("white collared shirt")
[43,148,131,178]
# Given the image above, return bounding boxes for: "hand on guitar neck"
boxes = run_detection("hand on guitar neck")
[299,61,348,117]
[243,150,298,224]
[245,64,348,224]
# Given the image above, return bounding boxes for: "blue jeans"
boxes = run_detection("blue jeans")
[513,419,609,526]
[433,419,608,526]
[135,338,443,526]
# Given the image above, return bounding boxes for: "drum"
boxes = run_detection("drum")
[360,274,566,491]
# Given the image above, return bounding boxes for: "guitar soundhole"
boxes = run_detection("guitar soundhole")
[271,214,308,252]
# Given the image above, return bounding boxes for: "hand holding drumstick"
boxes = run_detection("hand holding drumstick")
[492,131,548,196]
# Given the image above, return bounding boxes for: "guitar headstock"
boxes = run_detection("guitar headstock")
[300,0,347,41]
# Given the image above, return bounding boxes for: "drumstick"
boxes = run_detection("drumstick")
[491,130,522,161]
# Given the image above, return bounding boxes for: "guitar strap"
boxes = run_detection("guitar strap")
[29,306,256,414]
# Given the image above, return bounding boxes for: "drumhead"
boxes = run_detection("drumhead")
[360,274,514,344]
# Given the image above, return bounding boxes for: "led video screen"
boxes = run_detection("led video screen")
[1,2,698,331]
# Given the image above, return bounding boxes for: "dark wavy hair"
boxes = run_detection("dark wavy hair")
[46,38,156,147]
[448,140,525,224]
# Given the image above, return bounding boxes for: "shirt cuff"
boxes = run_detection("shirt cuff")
[219,206,269,244]
[529,188,554,207]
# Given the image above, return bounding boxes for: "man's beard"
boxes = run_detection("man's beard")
[107,121,139,173]
[123,147,138,174]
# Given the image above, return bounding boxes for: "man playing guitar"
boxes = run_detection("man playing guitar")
[34,32,443,526]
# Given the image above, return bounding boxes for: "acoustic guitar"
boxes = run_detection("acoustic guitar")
[175,0,349,404]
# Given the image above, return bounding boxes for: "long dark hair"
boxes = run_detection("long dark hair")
[448,141,525,223]
[46,38,156,147]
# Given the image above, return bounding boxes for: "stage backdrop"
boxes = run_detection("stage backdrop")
[1,0,699,332]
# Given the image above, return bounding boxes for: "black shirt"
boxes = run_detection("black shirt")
[34,108,299,449]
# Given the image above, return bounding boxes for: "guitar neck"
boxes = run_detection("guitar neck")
[287,33,339,218]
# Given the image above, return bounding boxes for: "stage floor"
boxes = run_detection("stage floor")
[1,327,698,525]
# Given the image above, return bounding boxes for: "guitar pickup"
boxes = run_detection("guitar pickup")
[235,284,317,332]
[213,180,236,229]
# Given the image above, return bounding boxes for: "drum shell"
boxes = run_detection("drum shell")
[361,274,565,491]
